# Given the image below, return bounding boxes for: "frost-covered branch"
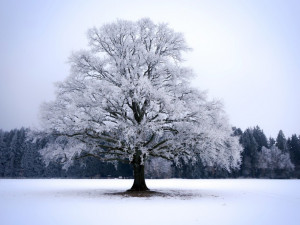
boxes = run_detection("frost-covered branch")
[39,18,242,172]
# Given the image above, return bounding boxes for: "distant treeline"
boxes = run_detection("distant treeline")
[0,126,299,179]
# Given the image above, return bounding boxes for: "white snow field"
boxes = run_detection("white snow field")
[0,179,299,225]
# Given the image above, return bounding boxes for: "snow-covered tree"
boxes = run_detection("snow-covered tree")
[145,158,173,178]
[258,146,294,171]
[39,18,242,191]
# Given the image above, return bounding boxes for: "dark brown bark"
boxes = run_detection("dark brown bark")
[128,163,149,191]
[128,152,149,191]
[128,98,149,191]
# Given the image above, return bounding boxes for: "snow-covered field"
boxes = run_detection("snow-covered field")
[0,179,299,225]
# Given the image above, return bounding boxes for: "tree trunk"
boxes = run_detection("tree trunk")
[129,163,149,191]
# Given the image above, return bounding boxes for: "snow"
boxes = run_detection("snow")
[0,179,299,225]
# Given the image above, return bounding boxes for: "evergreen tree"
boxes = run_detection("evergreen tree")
[287,135,300,164]
[0,130,7,176]
[44,160,63,177]
[4,129,26,177]
[240,128,259,177]
[21,139,45,177]
[252,126,268,151]
[268,137,276,147]
[232,127,243,137]
[276,130,288,152]
[287,134,300,177]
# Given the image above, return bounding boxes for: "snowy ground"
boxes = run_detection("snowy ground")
[0,179,299,225]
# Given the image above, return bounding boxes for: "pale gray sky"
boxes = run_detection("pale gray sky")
[0,0,299,138]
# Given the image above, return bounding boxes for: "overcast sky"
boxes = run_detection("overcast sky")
[0,0,299,138]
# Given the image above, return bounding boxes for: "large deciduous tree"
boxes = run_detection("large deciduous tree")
[39,18,242,191]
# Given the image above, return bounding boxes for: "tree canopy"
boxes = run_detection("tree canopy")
[39,18,242,190]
